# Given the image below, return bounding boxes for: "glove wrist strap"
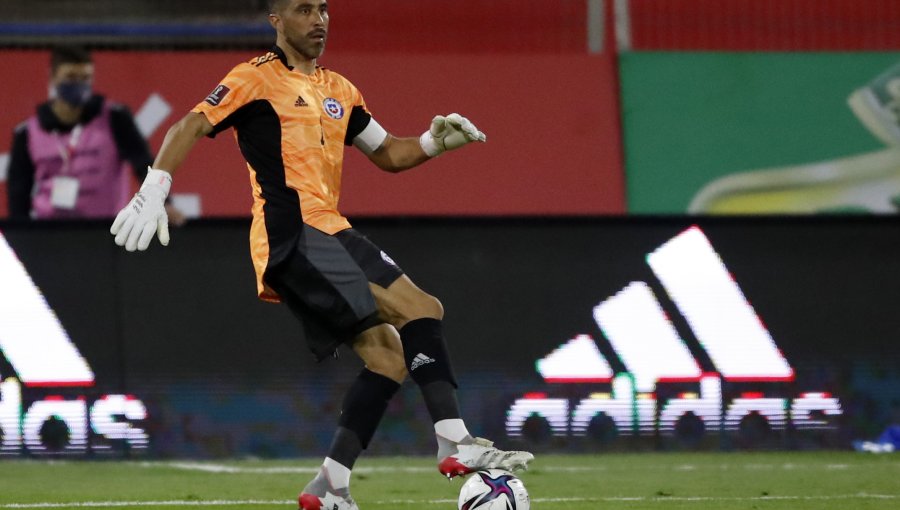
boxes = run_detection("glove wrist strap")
[143,167,173,197]
[419,132,443,158]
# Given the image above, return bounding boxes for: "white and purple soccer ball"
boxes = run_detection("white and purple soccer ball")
[457,469,530,510]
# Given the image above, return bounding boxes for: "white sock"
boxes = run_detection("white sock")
[323,457,352,490]
[434,418,471,443]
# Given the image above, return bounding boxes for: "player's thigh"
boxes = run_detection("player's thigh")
[265,225,381,357]
[335,228,404,289]
[334,228,442,327]
[369,275,444,329]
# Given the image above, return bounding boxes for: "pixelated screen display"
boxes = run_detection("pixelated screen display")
[0,218,898,457]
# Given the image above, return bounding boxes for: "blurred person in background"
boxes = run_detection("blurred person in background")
[108,1,531,509]
[5,45,185,223]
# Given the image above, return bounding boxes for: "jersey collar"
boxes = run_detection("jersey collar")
[271,45,322,75]
[271,45,294,71]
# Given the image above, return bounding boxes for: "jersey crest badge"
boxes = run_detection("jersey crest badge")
[323,97,344,119]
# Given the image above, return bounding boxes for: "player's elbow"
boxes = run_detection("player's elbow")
[368,149,404,173]
[367,136,421,173]
[371,151,420,173]
[376,158,406,173]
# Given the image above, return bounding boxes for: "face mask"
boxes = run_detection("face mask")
[54,81,92,107]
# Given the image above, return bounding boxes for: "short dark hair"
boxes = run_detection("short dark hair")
[50,45,92,73]
[266,0,290,13]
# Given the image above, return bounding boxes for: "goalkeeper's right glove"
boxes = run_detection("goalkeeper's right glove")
[110,168,172,252]
[419,113,486,157]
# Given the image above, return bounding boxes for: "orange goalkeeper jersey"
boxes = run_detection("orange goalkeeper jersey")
[192,46,374,302]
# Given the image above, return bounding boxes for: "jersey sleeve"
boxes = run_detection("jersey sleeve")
[191,63,266,137]
[343,82,373,145]
[345,106,372,146]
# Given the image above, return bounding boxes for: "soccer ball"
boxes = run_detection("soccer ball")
[457,469,530,510]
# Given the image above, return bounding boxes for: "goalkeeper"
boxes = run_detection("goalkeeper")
[109,1,532,509]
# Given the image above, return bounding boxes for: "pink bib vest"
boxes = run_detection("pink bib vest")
[26,102,130,219]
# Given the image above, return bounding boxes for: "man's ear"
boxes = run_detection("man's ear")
[268,13,281,31]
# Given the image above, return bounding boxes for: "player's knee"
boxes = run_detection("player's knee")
[394,293,443,328]
[418,294,444,320]
[375,280,445,328]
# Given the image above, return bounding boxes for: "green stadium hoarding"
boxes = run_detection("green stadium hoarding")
[620,52,900,214]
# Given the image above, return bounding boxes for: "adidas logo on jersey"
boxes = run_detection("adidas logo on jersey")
[295,96,308,107]
[410,353,435,371]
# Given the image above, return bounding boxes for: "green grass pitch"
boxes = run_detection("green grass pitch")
[0,452,897,509]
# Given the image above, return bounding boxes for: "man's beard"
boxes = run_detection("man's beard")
[286,33,325,61]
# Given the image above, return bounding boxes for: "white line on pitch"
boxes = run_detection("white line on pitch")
[0,502,292,508]
[139,462,608,474]
[373,494,900,505]
[3,494,899,508]
[140,461,899,475]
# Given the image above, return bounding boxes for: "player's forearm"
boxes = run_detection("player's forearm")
[152,112,212,175]
[370,135,431,173]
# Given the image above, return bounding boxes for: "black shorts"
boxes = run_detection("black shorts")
[263,225,404,361]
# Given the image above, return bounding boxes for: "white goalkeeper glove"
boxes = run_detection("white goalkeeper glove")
[110,168,172,252]
[419,113,486,157]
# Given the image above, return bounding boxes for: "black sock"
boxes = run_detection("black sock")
[326,427,363,470]
[421,380,462,422]
[399,318,461,422]
[330,368,400,468]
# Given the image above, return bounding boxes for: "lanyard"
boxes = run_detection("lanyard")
[55,124,82,174]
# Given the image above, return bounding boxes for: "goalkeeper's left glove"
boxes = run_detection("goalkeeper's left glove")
[110,168,172,252]
[419,113,486,157]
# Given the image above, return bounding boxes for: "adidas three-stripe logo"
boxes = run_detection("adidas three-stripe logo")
[506,226,842,438]
[0,231,149,455]
[410,353,435,371]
